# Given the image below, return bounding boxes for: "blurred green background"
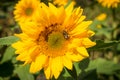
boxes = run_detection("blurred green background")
[0,0,120,80]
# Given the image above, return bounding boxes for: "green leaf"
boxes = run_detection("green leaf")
[14,65,34,80]
[117,43,120,51]
[62,68,71,77]
[78,58,90,70]
[86,58,120,75]
[78,69,98,80]
[95,27,112,39]
[88,40,120,50]
[65,65,77,80]
[0,77,3,80]
[0,36,19,45]
[0,61,14,77]
[115,73,120,79]
[1,46,15,63]
[57,69,72,80]
[73,62,81,76]
[89,20,101,30]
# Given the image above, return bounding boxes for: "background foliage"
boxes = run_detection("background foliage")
[0,0,120,80]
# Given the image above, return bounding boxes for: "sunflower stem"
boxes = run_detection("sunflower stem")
[112,8,116,21]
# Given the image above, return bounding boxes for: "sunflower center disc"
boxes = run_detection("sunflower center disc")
[48,32,65,49]
[25,8,33,16]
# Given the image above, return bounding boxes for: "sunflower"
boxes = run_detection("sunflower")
[95,13,107,29]
[53,0,68,6]
[14,0,41,23]
[52,0,75,6]
[96,13,107,21]
[12,2,96,79]
[98,0,120,8]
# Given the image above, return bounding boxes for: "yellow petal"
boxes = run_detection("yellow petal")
[51,57,63,79]
[66,52,85,62]
[19,22,41,39]
[62,56,72,70]
[87,30,95,37]
[65,2,74,16]
[73,30,95,38]
[16,51,29,61]
[14,33,29,41]
[13,40,36,54]
[30,46,40,60]
[70,21,92,36]
[30,54,47,73]
[16,45,38,61]
[49,3,58,15]
[77,16,86,24]
[82,38,96,48]
[57,6,66,24]
[76,47,89,57]
[44,64,51,79]
[12,41,23,50]
[68,38,82,49]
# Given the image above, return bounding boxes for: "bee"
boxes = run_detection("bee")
[63,30,69,39]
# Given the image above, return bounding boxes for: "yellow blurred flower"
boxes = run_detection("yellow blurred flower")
[12,2,96,79]
[96,24,102,29]
[53,0,76,6]
[96,13,107,21]
[14,0,41,23]
[98,0,120,8]
[95,13,107,29]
